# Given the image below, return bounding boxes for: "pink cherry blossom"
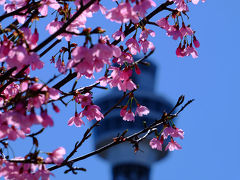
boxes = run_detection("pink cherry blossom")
[98,76,110,87]
[162,126,184,139]
[6,45,44,73]
[165,138,182,151]
[46,20,78,41]
[113,52,133,65]
[112,29,125,41]
[83,105,104,121]
[21,28,39,49]
[139,29,155,41]
[75,93,92,108]
[126,37,141,55]
[45,147,66,165]
[133,0,156,17]
[167,25,182,40]
[34,165,54,179]
[156,17,170,30]
[139,39,155,54]
[120,106,128,117]
[0,159,47,179]
[0,36,13,62]
[193,36,200,48]
[123,110,135,121]
[41,109,54,127]
[176,43,186,57]
[4,0,28,24]
[0,0,5,5]
[135,104,150,117]
[134,64,141,75]
[190,0,206,5]
[55,57,66,74]
[39,0,61,16]
[52,103,60,113]
[149,137,163,151]
[106,2,139,23]
[168,0,189,12]
[27,84,59,109]
[108,66,136,92]
[180,23,193,39]
[186,44,198,58]
[68,112,85,127]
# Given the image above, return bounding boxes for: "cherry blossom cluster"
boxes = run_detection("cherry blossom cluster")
[118,92,150,121]
[0,81,59,140]
[150,125,184,151]
[156,14,200,58]
[68,92,104,127]
[169,0,205,12]
[0,147,65,179]
[0,29,43,74]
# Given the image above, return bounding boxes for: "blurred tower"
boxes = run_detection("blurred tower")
[94,61,173,180]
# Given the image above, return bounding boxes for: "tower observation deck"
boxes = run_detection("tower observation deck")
[93,61,173,180]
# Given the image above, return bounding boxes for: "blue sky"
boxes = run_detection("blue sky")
[2,1,240,180]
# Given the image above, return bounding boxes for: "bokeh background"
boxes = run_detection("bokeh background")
[2,1,240,180]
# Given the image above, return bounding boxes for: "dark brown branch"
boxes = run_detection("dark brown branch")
[62,90,134,163]
[47,96,193,171]
[40,39,62,58]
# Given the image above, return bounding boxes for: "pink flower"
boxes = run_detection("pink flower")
[180,23,193,39]
[165,139,182,151]
[113,52,133,65]
[41,109,54,127]
[118,78,137,92]
[162,126,184,139]
[98,76,109,87]
[133,0,156,17]
[75,93,92,108]
[123,110,135,121]
[6,46,43,73]
[149,137,163,151]
[139,29,155,41]
[193,36,200,48]
[186,44,198,58]
[48,87,60,100]
[112,29,125,41]
[52,103,60,113]
[45,147,66,165]
[83,105,104,121]
[139,39,155,54]
[168,0,189,12]
[39,0,60,16]
[156,17,170,30]
[108,66,136,92]
[134,64,141,75]
[106,2,138,23]
[0,36,13,62]
[55,57,66,74]
[135,104,150,117]
[126,37,140,55]
[35,165,54,180]
[167,25,182,40]
[190,0,206,5]
[68,112,85,127]
[0,0,5,5]
[120,106,128,117]
[21,28,39,49]
[176,43,186,57]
